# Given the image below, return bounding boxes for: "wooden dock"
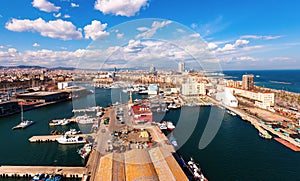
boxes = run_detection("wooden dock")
[28,134,90,143]
[0,166,86,178]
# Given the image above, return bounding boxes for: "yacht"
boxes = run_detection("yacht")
[65,128,81,135]
[12,120,35,130]
[158,122,167,130]
[12,104,34,130]
[56,135,86,144]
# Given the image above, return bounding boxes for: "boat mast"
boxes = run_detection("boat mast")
[21,103,23,122]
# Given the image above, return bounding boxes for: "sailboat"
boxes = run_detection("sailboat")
[12,103,34,130]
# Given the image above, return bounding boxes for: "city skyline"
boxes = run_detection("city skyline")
[0,0,299,70]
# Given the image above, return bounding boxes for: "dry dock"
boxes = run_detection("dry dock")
[0,166,86,178]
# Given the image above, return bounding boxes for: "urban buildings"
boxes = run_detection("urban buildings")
[181,82,206,96]
[178,62,185,73]
[242,74,254,90]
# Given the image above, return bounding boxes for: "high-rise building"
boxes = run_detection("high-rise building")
[242,74,254,90]
[178,62,185,72]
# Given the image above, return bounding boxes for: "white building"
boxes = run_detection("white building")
[216,87,238,107]
[226,87,274,109]
[178,62,185,73]
[57,81,73,90]
[181,83,206,96]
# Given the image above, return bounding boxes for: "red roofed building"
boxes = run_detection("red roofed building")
[131,105,153,124]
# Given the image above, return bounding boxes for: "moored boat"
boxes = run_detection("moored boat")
[169,135,178,147]
[166,121,175,130]
[78,143,93,159]
[12,120,35,130]
[56,135,86,144]
[65,128,81,135]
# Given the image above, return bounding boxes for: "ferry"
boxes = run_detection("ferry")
[12,120,34,130]
[78,143,93,159]
[56,135,86,144]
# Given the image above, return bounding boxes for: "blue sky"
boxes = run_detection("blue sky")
[0,0,299,70]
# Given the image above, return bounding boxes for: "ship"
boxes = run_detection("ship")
[78,143,93,159]
[259,131,272,139]
[56,135,86,144]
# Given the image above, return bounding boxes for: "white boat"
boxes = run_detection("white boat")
[56,135,86,144]
[12,120,35,130]
[49,118,70,126]
[78,118,94,124]
[166,121,175,130]
[168,103,180,109]
[169,135,178,147]
[12,104,34,130]
[158,122,167,130]
[65,129,81,135]
[78,143,93,159]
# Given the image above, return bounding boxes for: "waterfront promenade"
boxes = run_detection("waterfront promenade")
[208,96,300,151]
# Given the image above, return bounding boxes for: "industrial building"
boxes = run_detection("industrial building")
[16,91,69,103]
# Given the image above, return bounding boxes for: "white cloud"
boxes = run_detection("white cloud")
[269,57,291,61]
[84,20,109,40]
[32,0,60,12]
[240,35,282,40]
[136,20,172,38]
[217,39,249,52]
[33,43,40,47]
[71,2,79,8]
[64,14,71,18]
[94,0,148,17]
[53,13,61,18]
[5,18,83,40]
[189,33,200,38]
[191,23,197,29]
[124,39,144,53]
[235,56,257,61]
[117,33,124,39]
[208,42,218,50]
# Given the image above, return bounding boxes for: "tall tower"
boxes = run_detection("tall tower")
[242,74,254,90]
[178,62,185,73]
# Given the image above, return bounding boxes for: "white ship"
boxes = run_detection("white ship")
[56,135,86,144]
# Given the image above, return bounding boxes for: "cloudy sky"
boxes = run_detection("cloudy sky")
[0,0,299,70]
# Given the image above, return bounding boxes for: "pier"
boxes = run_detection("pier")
[28,134,92,143]
[0,166,86,178]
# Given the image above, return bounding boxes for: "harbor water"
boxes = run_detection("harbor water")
[0,87,300,180]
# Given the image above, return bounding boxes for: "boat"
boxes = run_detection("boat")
[56,135,86,144]
[45,174,62,181]
[49,118,71,126]
[65,128,81,135]
[30,173,61,181]
[227,110,237,116]
[187,158,208,181]
[78,143,93,159]
[168,103,180,109]
[259,131,272,139]
[158,122,167,130]
[12,104,34,130]
[169,135,178,147]
[166,121,175,130]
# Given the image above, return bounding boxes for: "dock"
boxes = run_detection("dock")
[28,134,91,143]
[0,166,86,178]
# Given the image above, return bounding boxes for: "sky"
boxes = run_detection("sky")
[0,0,300,70]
